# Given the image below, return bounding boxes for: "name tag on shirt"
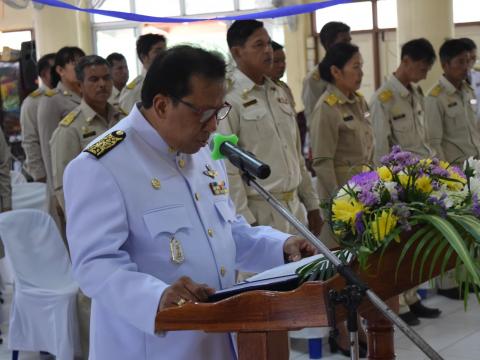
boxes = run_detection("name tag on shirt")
[448,102,458,108]
[392,113,406,120]
[343,115,354,121]
[243,99,258,108]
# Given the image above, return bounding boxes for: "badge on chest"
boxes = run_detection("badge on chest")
[170,237,185,264]
[209,181,229,196]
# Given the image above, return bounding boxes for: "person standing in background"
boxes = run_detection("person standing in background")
[20,53,55,182]
[106,52,129,107]
[119,34,166,113]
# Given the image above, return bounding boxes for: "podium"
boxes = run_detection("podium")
[156,238,456,359]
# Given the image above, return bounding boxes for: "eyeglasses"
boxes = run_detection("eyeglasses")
[173,97,232,123]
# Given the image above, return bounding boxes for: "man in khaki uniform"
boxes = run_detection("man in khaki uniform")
[266,41,295,110]
[302,21,351,123]
[370,38,436,164]
[37,47,85,195]
[370,38,440,325]
[220,20,323,237]
[425,39,480,165]
[51,55,125,212]
[20,53,55,182]
[119,34,166,113]
[106,52,129,107]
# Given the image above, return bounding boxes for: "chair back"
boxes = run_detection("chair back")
[0,209,75,290]
[12,182,48,211]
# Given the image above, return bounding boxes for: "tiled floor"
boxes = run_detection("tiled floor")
[0,289,478,359]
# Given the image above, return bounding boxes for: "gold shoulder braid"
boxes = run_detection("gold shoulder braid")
[126,78,137,90]
[324,93,338,107]
[60,109,81,127]
[378,89,393,103]
[429,84,443,97]
[84,130,126,159]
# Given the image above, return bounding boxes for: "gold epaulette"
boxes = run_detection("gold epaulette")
[474,63,480,72]
[378,89,393,103]
[126,78,138,90]
[45,88,58,97]
[355,91,364,98]
[29,88,43,98]
[84,130,126,159]
[59,109,81,127]
[429,84,443,97]
[117,106,128,116]
[312,68,320,81]
[324,93,338,107]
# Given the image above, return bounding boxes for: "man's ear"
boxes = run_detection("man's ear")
[230,46,242,62]
[152,93,169,118]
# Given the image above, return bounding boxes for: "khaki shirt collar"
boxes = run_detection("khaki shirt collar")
[389,74,411,98]
[326,83,357,104]
[439,75,470,96]
[80,99,117,124]
[57,81,81,102]
[232,68,270,94]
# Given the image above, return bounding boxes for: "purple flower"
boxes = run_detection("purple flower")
[355,211,365,234]
[351,171,379,187]
[358,190,379,207]
[472,193,480,218]
[431,166,449,177]
[428,194,448,218]
[450,166,466,178]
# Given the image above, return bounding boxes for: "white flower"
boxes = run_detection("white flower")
[464,157,480,177]
[469,177,480,196]
[383,181,399,198]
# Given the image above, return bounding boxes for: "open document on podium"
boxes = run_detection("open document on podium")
[208,253,345,302]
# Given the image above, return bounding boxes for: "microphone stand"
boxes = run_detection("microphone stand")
[240,172,443,360]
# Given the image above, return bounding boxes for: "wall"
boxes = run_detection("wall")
[0,2,34,33]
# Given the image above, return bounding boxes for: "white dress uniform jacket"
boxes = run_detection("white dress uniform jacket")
[63,105,290,360]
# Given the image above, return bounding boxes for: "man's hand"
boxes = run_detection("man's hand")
[307,209,323,236]
[283,235,317,262]
[158,276,215,311]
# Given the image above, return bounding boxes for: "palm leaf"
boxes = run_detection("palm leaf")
[428,238,450,280]
[412,214,480,285]
[418,234,442,282]
[410,228,437,281]
[448,214,480,245]
[395,226,431,281]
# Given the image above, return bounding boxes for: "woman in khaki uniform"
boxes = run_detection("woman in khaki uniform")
[309,42,373,357]
[310,43,374,203]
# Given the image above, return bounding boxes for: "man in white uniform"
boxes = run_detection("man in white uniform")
[64,45,315,360]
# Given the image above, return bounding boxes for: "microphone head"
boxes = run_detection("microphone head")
[210,133,239,160]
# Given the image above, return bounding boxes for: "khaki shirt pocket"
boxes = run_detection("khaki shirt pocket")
[241,107,269,141]
[445,105,467,132]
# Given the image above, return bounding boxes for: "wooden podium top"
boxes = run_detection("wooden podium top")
[156,238,455,333]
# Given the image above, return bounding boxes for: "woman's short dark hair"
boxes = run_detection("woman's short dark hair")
[141,45,226,109]
[459,37,477,51]
[51,46,85,88]
[227,20,264,48]
[136,34,166,63]
[400,38,436,66]
[319,42,359,83]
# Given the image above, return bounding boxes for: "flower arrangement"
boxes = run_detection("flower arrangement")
[298,146,480,301]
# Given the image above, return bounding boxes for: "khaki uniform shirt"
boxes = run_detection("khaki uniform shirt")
[276,79,296,110]
[37,82,81,192]
[0,126,11,211]
[311,84,374,201]
[302,67,329,122]
[425,76,480,164]
[118,75,144,114]
[20,87,47,181]
[50,100,125,210]
[108,86,122,107]
[369,74,433,164]
[219,68,319,226]
[470,65,480,119]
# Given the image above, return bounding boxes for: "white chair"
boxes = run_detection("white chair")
[0,209,81,359]
[9,171,27,186]
[12,182,48,211]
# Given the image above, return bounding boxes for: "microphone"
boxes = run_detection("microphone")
[209,133,271,179]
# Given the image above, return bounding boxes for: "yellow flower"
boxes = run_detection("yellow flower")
[398,174,410,187]
[441,170,467,191]
[332,198,364,225]
[370,210,398,243]
[377,166,392,182]
[439,160,450,169]
[419,159,433,167]
[415,175,433,193]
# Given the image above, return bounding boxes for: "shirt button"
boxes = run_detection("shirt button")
[178,159,185,168]
[220,266,226,277]
[208,229,214,237]
[194,193,200,201]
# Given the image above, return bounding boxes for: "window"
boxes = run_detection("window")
[184,0,235,15]
[377,0,397,29]
[92,0,131,23]
[453,0,480,24]
[134,0,182,17]
[0,30,32,50]
[315,1,373,32]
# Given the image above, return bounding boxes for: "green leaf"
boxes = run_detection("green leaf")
[395,226,431,281]
[419,234,441,282]
[413,214,480,285]
[411,228,437,281]
[428,238,450,280]
[448,214,480,245]
[439,247,454,281]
